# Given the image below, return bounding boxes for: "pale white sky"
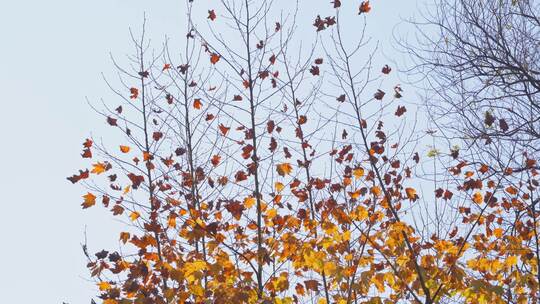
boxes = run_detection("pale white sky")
[0,0,419,302]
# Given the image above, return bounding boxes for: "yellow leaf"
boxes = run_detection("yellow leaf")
[123,185,131,195]
[119,145,131,153]
[266,208,277,220]
[103,300,118,304]
[129,211,140,221]
[244,196,256,208]
[91,162,107,174]
[505,255,518,268]
[82,193,96,209]
[353,167,365,178]
[276,163,293,176]
[98,281,111,291]
[275,182,285,193]
[323,261,337,275]
[493,228,503,238]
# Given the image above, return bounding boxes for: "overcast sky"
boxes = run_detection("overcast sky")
[0,0,419,302]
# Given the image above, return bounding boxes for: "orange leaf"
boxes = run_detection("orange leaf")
[119,145,131,153]
[162,63,171,71]
[505,186,518,195]
[359,1,371,14]
[405,188,418,201]
[193,98,203,109]
[472,192,483,204]
[129,211,140,221]
[210,53,220,64]
[120,232,130,244]
[91,162,107,174]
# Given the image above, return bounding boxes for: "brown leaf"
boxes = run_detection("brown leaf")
[208,9,217,21]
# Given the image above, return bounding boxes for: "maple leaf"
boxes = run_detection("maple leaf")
[472,192,483,204]
[107,117,118,126]
[193,98,203,109]
[374,89,385,100]
[83,138,93,148]
[130,87,139,99]
[314,58,323,65]
[310,65,320,76]
[162,63,171,71]
[97,281,111,291]
[127,173,145,189]
[269,54,276,65]
[82,192,96,209]
[382,64,392,74]
[211,155,221,167]
[233,95,243,101]
[359,1,371,14]
[276,163,293,176]
[152,131,163,141]
[499,119,509,132]
[119,145,130,153]
[129,211,140,221]
[332,0,341,8]
[219,124,230,136]
[208,9,217,21]
[405,188,418,201]
[67,169,90,184]
[353,167,365,178]
[210,53,220,65]
[119,232,130,244]
[91,162,107,174]
[395,105,407,117]
[81,148,92,158]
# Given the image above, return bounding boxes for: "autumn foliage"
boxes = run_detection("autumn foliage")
[69,1,540,303]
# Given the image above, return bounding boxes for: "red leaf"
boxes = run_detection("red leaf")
[310,66,320,76]
[314,58,323,65]
[233,95,243,101]
[337,94,346,102]
[382,64,391,74]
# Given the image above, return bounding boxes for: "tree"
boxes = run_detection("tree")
[69,1,540,303]
[403,0,540,174]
